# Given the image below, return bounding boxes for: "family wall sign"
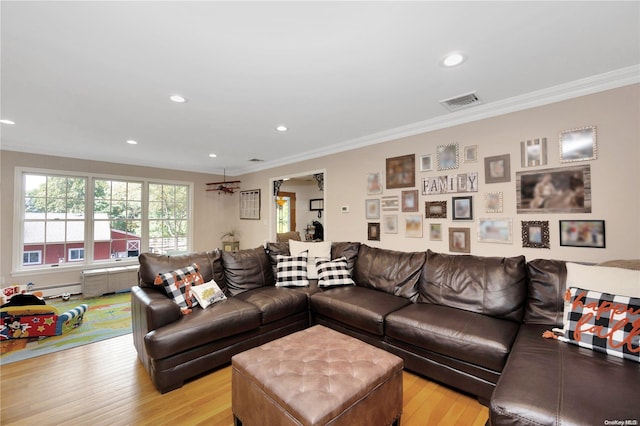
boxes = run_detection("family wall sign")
[421,172,479,195]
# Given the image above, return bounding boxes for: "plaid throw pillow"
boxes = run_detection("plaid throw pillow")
[316,257,355,287]
[276,251,309,287]
[557,287,639,363]
[154,263,205,313]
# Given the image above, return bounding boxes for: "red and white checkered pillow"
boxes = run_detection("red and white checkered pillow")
[315,257,355,287]
[154,263,205,314]
[556,287,639,363]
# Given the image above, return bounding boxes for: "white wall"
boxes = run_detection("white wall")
[236,85,640,264]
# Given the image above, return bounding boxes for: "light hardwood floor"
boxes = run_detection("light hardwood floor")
[1,334,488,425]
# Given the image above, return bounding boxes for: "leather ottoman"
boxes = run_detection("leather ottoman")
[232,325,403,426]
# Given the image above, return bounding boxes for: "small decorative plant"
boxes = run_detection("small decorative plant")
[220,229,239,242]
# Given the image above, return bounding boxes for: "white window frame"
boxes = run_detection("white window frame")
[68,248,85,262]
[13,167,194,275]
[22,250,42,265]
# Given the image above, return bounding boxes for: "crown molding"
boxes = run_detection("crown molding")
[235,65,640,176]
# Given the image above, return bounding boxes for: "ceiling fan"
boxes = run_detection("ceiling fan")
[206,169,241,195]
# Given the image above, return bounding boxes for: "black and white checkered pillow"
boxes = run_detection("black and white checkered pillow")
[558,287,639,363]
[276,251,309,287]
[316,256,355,287]
[154,263,204,312]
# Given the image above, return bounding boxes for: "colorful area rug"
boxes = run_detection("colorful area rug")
[1,292,131,364]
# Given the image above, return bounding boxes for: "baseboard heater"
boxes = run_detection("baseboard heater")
[81,265,139,298]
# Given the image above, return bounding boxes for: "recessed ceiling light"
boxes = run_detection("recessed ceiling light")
[126,140,138,145]
[209,153,217,158]
[441,52,466,67]
[276,125,288,132]
[170,95,187,103]
[0,119,16,125]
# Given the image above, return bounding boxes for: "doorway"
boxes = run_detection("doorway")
[276,191,296,233]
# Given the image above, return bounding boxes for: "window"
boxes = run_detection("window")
[22,173,86,267]
[68,248,85,262]
[17,169,192,271]
[23,250,42,265]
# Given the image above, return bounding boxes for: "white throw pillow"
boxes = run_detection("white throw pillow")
[289,240,331,279]
[191,280,227,309]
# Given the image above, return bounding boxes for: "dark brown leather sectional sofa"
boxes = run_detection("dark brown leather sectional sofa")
[131,242,639,424]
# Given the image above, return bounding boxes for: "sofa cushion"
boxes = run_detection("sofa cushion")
[385,303,520,372]
[235,286,309,325]
[523,259,566,326]
[555,287,639,363]
[316,257,355,287]
[331,242,361,274]
[139,251,218,289]
[153,263,205,312]
[353,245,425,301]
[191,280,227,309]
[275,251,309,287]
[143,298,261,359]
[310,286,410,336]
[419,250,527,321]
[491,324,640,426]
[266,241,290,279]
[222,247,274,296]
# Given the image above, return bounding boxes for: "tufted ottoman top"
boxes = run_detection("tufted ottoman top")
[232,325,403,425]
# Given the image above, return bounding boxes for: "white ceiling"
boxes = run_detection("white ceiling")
[2,1,639,176]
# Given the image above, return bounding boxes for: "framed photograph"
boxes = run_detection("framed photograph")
[452,196,473,221]
[521,138,548,167]
[516,165,591,213]
[521,221,550,249]
[559,220,605,248]
[367,172,383,194]
[401,190,419,212]
[420,154,433,172]
[386,154,415,189]
[437,144,459,170]
[383,214,398,234]
[464,145,478,163]
[425,201,447,219]
[309,199,324,211]
[405,215,423,238]
[484,192,503,213]
[484,154,511,183]
[365,199,380,219]
[559,126,597,163]
[478,218,513,244]
[239,189,261,220]
[449,227,470,253]
[429,223,443,241]
[367,222,381,241]
[381,195,400,211]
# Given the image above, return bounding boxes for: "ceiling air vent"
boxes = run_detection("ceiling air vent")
[248,158,264,162]
[440,91,482,112]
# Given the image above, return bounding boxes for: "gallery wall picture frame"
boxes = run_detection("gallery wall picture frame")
[365,199,380,219]
[521,221,550,249]
[405,214,423,238]
[464,145,478,163]
[401,189,419,212]
[559,125,597,163]
[420,154,433,172]
[452,196,473,221]
[368,222,381,241]
[484,192,503,213]
[559,220,605,248]
[484,154,511,183]
[386,154,416,189]
[367,172,383,194]
[429,223,443,241]
[516,165,591,214]
[478,218,513,244]
[239,189,261,220]
[425,201,447,219]
[437,143,459,170]
[383,214,398,234]
[521,138,548,167]
[381,195,400,211]
[449,227,470,253]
